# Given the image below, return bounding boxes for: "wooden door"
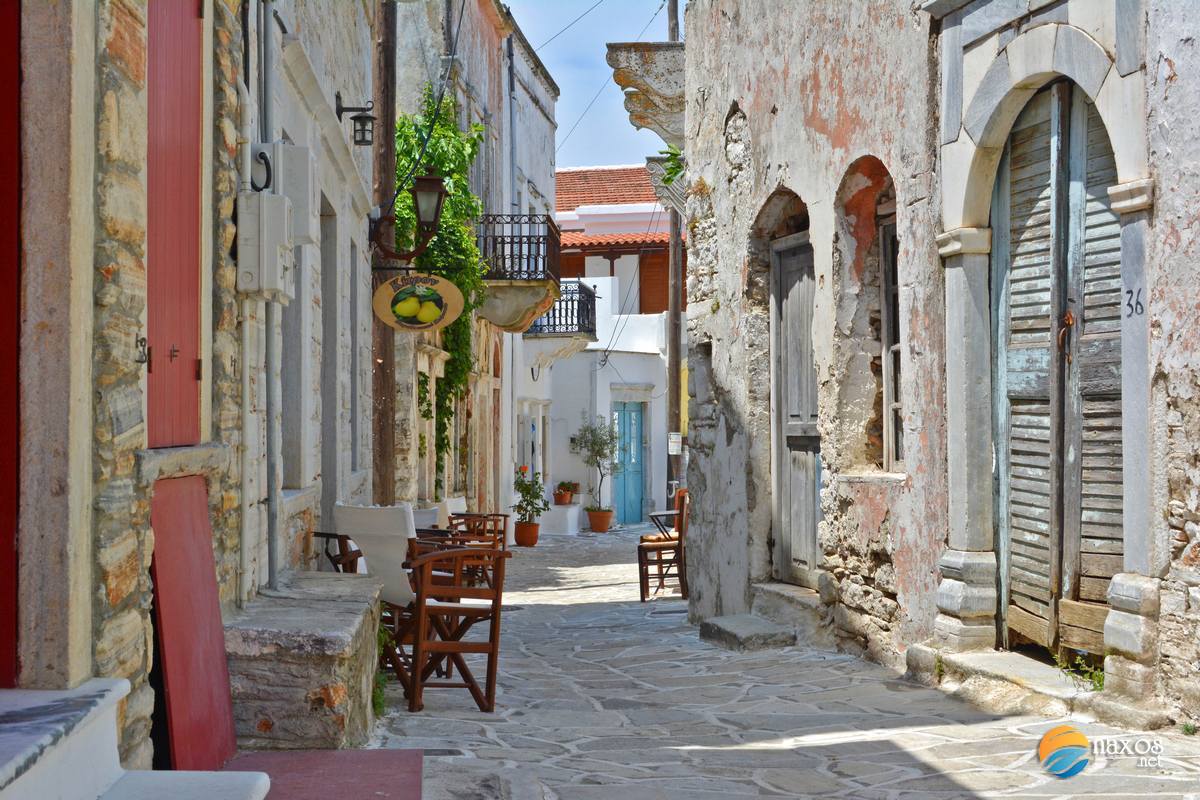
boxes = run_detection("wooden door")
[993,82,1122,654]
[613,402,644,524]
[147,0,203,447]
[149,476,236,770]
[771,234,820,585]
[0,0,19,688]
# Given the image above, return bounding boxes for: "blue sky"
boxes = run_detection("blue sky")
[505,0,678,168]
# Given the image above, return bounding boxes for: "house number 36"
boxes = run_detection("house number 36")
[1125,287,1144,318]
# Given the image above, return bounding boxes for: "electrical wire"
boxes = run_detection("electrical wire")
[536,0,608,51]
[555,0,667,155]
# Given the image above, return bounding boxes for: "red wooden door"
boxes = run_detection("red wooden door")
[147,0,203,447]
[0,0,21,688]
[150,476,236,770]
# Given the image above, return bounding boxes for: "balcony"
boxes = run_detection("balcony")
[527,280,597,339]
[523,280,598,368]
[476,214,561,333]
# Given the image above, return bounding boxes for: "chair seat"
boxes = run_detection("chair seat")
[640,531,677,543]
[638,539,680,553]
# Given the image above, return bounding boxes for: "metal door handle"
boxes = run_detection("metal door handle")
[1057,310,1075,364]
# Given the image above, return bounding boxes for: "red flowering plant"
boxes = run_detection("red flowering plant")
[511,466,550,523]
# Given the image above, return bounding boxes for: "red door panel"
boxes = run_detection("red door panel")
[0,0,20,688]
[150,476,236,770]
[147,0,202,447]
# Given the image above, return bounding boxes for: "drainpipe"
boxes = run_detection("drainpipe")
[260,0,281,590]
[506,33,518,535]
[237,81,256,603]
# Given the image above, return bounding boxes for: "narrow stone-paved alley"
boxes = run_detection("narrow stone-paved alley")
[374,530,1200,799]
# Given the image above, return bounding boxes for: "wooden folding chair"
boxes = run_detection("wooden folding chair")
[638,490,690,602]
[406,546,511,712]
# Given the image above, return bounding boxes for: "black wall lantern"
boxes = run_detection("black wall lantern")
[335,91,375,146]
[371,174,448,268]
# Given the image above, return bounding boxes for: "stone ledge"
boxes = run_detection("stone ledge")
[225,572,383,750]
[136,442,231,487]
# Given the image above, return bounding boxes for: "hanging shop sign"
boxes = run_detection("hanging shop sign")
[372,272,465,333]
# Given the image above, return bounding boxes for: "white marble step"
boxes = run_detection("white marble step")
[0,678,268,800]
[104,771,269,800]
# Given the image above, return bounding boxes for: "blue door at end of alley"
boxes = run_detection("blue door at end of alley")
[613,402,644,524]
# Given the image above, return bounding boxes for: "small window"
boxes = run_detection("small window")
[878,220,903,471]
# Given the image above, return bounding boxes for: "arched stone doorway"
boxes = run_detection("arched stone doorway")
[749,190,819,587]
[933,22,1155,680]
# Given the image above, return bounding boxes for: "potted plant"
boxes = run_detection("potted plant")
[553,481,574,505]
[511,465,550,546]
[574,416,621,533]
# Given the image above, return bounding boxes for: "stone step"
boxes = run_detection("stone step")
[0,678,270,800]
[751,581,836,649]
[699,614,796,651]
[104,771,269,800]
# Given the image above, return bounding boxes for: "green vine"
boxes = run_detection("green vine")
[659,143,685,186]
[394,86,486,497]
[416,373,433,420]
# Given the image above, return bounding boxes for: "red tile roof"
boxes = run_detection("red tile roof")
[556,165,660,212]
[560,231,681,250]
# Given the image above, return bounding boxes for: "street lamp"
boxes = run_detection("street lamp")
[371,173,448,268]
[335,92,375,147]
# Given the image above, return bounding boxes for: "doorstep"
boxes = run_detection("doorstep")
[225,572,384,750]
[226,749,421,800]
[906,644,1173,729]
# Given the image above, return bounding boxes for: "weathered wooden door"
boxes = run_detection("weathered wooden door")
[147,0,203,447]
[0,0,19,688]
[149,476,236,770]
[613,403,645,524]
[771,234,820,586]
[993,81,1123,654]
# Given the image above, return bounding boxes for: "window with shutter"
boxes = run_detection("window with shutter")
[992,81,1122,655]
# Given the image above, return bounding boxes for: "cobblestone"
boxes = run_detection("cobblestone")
[374,529,1200,798]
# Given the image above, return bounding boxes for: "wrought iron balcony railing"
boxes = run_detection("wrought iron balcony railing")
[527,280,597,338]
[477,214,561,282]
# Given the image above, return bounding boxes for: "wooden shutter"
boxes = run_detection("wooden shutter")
[1061,94,1122,644]
[560,252,585,278]
[639,250,669,314]
[996,83,1123,654]
[996,88,1061,647]
[147,0,203,447]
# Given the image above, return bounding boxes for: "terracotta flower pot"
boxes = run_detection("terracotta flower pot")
[514,521,540,547]
[586,509,614,533]
[553,490,573,505]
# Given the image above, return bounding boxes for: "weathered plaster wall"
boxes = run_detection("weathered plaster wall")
[1146,0,1200,725]
[682,0,948,662]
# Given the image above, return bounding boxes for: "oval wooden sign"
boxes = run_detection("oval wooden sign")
[372,273,465,333]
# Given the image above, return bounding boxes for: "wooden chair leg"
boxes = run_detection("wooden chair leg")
[638,548,649,602]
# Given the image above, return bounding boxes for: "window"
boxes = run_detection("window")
[878,219,902,471]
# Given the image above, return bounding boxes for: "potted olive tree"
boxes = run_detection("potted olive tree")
[574,416,621,533]
[511,466,550,546]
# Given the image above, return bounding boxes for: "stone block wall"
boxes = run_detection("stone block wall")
[681,0,947,664]
[90,0,155,769]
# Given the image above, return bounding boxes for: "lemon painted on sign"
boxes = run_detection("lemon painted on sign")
[372,273,465,333]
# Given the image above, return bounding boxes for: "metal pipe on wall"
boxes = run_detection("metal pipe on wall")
[260,0,281,590]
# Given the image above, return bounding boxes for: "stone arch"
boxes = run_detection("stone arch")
[945,23,1148,231]
[744,187,809,305]
[830,156,897,471]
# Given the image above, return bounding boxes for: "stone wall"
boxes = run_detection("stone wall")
[90,0,155,768]
[681,0,946,665]
[1146,0,1200,725]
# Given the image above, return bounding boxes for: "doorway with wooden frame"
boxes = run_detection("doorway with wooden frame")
[992,79,1124,657]
[146,0,236,770]
[770,230,821,588]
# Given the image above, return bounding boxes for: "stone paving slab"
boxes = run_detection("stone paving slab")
[372,528,1200,799]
